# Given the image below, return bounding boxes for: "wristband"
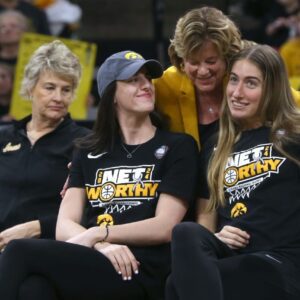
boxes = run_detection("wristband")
[100,224,109,243]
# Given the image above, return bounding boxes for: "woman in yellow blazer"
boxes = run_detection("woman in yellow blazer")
[154,7,300,148]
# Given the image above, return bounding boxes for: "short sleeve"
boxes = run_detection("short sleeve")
[68,148,85,188]
[39,215,57,239]
[157,134,199,204]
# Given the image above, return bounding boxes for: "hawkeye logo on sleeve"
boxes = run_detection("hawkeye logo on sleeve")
[85,165,160,214]
[224,143,285,206]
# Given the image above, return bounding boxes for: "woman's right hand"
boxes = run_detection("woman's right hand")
[215,225,250,249]
[94,242,140,280]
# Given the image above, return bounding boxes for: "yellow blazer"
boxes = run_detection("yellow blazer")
[154,66,300,149]
[154,66,200,146]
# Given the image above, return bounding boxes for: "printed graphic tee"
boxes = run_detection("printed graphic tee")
[68,129,198,299]
[69,129,198,228]
[199,127,300,264]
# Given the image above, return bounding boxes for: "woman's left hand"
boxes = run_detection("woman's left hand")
[95,243,140,281]
[215,225,250,249]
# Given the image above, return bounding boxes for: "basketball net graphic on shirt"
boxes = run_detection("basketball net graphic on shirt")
[85,165,160,214]
[223,143,285,218]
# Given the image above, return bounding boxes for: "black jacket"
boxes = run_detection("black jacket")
[0,114,90,238]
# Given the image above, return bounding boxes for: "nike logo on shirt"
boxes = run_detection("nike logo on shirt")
[87,152,108,159]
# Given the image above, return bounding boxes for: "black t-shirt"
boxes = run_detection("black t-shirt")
[199,127,300,260]
[199,126,300,293]
[198,119,219,148]
[69,129,198,227]
[69,129,198,299]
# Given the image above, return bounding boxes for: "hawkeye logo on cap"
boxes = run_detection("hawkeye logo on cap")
[124,52,143,60]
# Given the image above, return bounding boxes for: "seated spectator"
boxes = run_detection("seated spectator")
[0,0,50,35]
[0,62,13,121]
[0,9,31,67]
[0,40,89,251]
[166,44,300,300]
[263,0,300,48]
[228,0,272,44]
[154,6,244,149]
[0,50,198,300]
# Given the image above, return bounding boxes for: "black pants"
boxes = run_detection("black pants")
[166,222,298,300]
[0,239,146,300]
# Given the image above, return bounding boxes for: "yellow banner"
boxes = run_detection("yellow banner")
[10,33,97,120]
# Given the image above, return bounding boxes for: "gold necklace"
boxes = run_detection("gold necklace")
[121,143,142,158]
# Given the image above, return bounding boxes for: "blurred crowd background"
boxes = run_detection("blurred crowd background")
[1,0,300,123]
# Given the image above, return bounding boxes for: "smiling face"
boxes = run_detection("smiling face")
[114,67,155,117]
[30,70,74,122]
[183,40,226,94]
[226,59,263,129]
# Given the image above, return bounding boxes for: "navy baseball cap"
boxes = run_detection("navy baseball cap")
[97,50,163,97]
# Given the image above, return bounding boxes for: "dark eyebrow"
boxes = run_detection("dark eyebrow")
[230,72,262,82]
[245,76,261,82]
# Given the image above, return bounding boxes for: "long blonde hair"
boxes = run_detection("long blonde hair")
[207,44,300,210]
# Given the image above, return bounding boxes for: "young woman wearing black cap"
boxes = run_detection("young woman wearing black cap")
[0,50,199,300]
